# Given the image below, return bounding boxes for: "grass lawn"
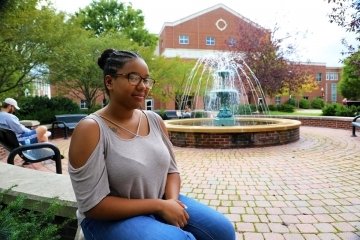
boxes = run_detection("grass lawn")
[270,109,322,116]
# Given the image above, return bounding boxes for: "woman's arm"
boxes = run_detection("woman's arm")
[164,173,181,200]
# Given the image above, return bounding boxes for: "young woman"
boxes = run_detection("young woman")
[68,49,236,240]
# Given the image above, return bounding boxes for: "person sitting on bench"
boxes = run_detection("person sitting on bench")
[0,97,50,145]
[181,105,192,118]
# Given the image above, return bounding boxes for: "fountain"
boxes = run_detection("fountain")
[165,52,300,148]
[212,70,237,126]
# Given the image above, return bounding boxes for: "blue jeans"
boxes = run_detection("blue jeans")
[81,195,235,240]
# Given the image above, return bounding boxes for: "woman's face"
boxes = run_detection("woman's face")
[106,58,151,110]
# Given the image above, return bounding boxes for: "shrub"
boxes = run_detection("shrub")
[276,104,295,113]
[267,104,277,111]
[286,98,297,107]
[322,103,360,116]
[236,104,256,115]
[0,190,68,240]
[311,98,325,109]
[322,103,338,116]
[299,99,310,109]
[335,105,355,116]
[16,96,80,124]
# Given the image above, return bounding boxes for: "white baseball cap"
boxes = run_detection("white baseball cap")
[4,98,20,110]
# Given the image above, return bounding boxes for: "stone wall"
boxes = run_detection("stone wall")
[0,164,82,240]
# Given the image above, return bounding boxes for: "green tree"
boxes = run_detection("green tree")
[48,29,155,110]
[148,56,197,110]
[339,52,360,99]
[0,0,69,95]
[75,0,157,47]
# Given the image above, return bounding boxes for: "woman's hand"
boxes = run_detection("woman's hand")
[158,199,189,228]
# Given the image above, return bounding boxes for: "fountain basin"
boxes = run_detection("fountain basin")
[165,117,301,148]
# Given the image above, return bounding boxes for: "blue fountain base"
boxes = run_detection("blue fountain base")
[213,117,235,126]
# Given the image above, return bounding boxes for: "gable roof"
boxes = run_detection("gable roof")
[159,3,266,33]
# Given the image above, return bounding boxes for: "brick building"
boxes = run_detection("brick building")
[149,3,343,111]
[43,3,343,111]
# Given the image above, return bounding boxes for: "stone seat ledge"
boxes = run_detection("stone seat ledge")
[0,162,84,240]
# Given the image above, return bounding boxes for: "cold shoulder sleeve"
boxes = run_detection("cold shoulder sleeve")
[68,117,110,214]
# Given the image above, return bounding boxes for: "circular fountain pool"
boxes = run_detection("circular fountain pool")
[165,117,301,148]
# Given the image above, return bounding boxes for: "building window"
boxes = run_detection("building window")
[206,36,215,46]
[275,96,281,105]
[326,72,338,81]
[331,83,337,102]
[303,96,309,100]
[227,37,237,47]
[179,35,189,45]
[33,79,51,97]
[145,98,154,110]
[316,73,322,82]
[80,100,87,109]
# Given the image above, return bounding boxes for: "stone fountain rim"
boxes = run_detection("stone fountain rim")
[165,117,301,133]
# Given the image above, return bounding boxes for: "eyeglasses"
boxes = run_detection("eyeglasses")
[113,72,155,89]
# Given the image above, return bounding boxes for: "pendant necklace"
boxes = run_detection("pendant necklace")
[99,112,142,137]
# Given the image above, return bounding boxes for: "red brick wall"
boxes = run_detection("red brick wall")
[167,116,357,149]
[160,7,267,54]
[169,128,300,149]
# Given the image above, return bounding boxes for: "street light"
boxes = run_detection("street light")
[321,87,324,98]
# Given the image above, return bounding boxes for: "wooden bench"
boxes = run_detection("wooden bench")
[352,115,360,137]
[51,114,87,139]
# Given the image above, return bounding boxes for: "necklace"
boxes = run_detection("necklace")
[99,111,142,137]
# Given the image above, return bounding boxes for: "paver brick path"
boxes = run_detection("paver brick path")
[4,126,360,240]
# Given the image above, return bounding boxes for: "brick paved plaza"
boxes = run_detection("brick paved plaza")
[5,126,360,240]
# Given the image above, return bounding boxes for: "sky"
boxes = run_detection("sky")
[51,0,358,67]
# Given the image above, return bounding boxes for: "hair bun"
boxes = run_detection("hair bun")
[98,49,116,70]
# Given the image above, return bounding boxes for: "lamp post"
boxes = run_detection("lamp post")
[321,87,324,99]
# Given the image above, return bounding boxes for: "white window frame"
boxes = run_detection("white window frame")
[326,72,338,81]
[80,100,88,109]
[206,36,215,46]
[145,98,154,110]
[316,73,322,82]
[275,96,281,105]
[227,37,237,47]
[331,83,337,102]
[179,35,189,45]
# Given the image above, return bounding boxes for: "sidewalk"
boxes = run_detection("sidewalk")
[6,126,360,239]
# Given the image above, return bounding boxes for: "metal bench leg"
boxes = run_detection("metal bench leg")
[64,128,68,139]
[352,126,357,137]
[55,158,62,174]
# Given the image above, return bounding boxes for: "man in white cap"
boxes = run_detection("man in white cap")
[0,97,50,144]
